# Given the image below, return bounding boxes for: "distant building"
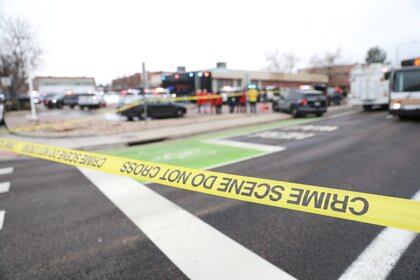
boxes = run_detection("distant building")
[33,76,96,95]
[161,62,329,95]
[299,64,355,92]
[111,71,170,91]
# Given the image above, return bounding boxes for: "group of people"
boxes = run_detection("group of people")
[195,88,260,115]
[196,90,223,114]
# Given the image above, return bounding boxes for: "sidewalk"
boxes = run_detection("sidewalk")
[2,104,353,150]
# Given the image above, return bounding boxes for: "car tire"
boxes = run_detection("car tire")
[272,103,279,112]
[291,107,300,118]
[316,112,323,117]
[138,111,147,120]
[127,116,134,121]
[176,109,184,118]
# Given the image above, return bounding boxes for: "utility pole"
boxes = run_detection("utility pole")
[27,59,38,121]
[395,41,418,67]
[142,62,149,124]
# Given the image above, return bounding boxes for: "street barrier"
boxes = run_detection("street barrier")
[1,137,419,232]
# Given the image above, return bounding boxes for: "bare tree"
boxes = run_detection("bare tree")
[266,50,282,72]
[308,48,342,81]
[281,51,300,73]
[0,15,42,109]
[266,50,300,73]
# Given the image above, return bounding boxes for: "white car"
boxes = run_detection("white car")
[77,93,104,109]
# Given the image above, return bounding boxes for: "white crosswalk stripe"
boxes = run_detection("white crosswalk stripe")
[0,167,13,176]
[79,168,296,280]
[0,182,10,194]
[0,210,5,230]
[339,190,420,280]
[0,167,13,231]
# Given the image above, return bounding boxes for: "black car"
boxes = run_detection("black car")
[273,89,327,117]
[44,93,64,109]
[119,101,187,121]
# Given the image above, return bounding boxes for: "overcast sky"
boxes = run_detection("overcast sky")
[1,0,419,84]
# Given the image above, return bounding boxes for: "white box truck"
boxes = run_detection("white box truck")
[349,63,390,110]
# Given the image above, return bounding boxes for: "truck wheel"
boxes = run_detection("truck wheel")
[316,112,323,117]
[363,105,372,111]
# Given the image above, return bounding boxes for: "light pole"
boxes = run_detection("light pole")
[142,62,149,124]
[27,62,38,121]
[395,41,418,67]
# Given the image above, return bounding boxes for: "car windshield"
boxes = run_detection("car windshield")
[393,69,420,92]
[304,93,322,98]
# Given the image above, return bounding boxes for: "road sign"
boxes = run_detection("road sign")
[0,77,11,87]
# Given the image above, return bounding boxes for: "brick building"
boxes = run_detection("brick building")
[161,62,329,95]
[299,64,355,91]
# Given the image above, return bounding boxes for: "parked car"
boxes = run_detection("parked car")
[273,89,327,117]
[118,101,187,121]
[44,93,64,109]
[77,93,105,109]
[62,92,105,109]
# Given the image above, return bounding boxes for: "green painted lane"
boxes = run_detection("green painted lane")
[106,139,262,169]
[105,117,317,169]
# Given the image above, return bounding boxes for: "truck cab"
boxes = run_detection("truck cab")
[389,58,420,118]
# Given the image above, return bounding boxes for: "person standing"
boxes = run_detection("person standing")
[213,92,223,114]
[227,92,235,113]
[196,89,203,113]
[210,92,217,114]
[239,90,247,113]
[248,87,259,114]
[203,89,210,114]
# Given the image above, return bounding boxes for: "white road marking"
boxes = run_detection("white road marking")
[79,168,296,280]
[282,125,338,132]
[0,167,13,176]
[248,130,315,140]
[0,182,10,193]
[0,210,5,230]
[206,138,286,153]
[326,109,358,119]
[339,190,420,280]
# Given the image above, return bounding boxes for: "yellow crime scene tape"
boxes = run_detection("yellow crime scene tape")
[1,137,419,232]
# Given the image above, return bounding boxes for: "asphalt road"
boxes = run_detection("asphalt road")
[1,110,419,279]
